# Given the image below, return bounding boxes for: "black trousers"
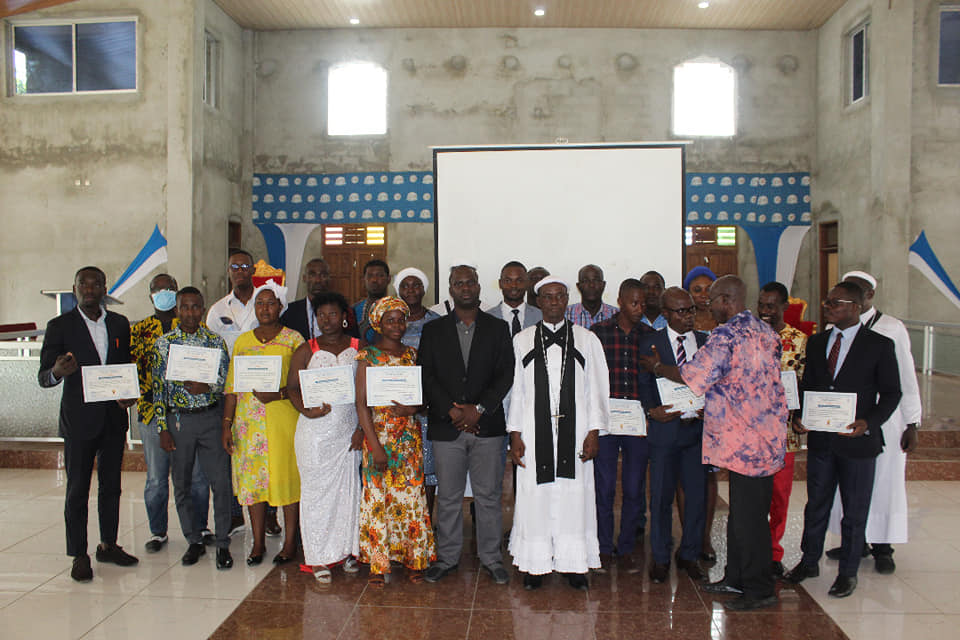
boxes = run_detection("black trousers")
[725,471,775,599]
[801,449,876,577]
[63,427,126,557]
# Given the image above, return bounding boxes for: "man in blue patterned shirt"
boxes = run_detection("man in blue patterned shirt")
[152,287,234,570]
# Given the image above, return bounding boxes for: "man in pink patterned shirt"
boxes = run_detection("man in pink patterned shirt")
[640,275,787,612]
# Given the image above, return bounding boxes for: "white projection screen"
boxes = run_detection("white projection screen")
[433,143,686,306]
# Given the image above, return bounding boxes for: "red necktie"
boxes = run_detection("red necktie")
[827,332,842,378]
[676,335,687,366]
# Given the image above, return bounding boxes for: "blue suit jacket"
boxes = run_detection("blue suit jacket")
[637,328,708,449]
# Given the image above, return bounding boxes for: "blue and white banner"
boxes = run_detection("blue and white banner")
[109,224,168,298]
[686,172,811,227]
[909,230,960,310]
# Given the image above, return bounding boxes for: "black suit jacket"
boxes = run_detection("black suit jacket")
[416,310,515,441]
[281,297,360,341]
[38,307,131,440]
[800,326,901,458]
[638,328,708,449]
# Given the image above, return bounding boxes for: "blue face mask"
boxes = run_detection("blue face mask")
[151,289,177,311]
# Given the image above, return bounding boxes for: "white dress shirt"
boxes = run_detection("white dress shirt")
[206,291,258,355]
[666,325,699,364]
[825,322,862,377]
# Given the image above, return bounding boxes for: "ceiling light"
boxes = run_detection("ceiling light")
[698,1,710,8]
[349,17,360,25]
[534,8,545,17]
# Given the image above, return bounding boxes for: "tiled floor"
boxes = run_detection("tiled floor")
[1,467,957,639]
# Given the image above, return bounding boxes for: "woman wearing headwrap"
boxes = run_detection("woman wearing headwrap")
[684,266,718,333]
[221,282,305,566]
[355,296,436,586]
[393,268,441,515]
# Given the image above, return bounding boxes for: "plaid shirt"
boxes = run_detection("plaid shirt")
[591,314,655,401]
[566,301,618,329]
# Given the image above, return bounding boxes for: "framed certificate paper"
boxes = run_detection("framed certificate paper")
[166,344,222,384]
[781,370,800,411]
[365,366,422,407]
[608,398,647,436]
[801,391,857,432]
[656,378,705,412]
[299,365,355,408]
[81,364,140,403]
[232,356,283,393]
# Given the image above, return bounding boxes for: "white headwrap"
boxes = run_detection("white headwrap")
[534,276,570,294]
[841,270,877,290]
[393,267,430,294]
[252,281,289,316]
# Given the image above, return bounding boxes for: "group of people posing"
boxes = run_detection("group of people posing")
[38,250,920,613]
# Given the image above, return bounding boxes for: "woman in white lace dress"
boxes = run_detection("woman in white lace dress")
[287,292,364,582]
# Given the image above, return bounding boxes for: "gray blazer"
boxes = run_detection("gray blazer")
[486,302,542,331]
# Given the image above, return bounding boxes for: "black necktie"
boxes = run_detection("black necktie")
[511,309,521,336]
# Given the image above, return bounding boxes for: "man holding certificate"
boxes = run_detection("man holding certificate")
[785,282,901,598]
[636,286,708,583]
[38,266,139,582]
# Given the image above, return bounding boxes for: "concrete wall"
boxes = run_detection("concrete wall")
[249,27,818,302]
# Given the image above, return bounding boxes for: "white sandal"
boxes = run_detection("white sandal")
[312,564,332,584]
[343,556,360,573]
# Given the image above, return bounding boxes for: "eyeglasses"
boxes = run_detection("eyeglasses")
[822,298,856,308]
[707,293,729,306]
[229,263,253,271]
[663,305,695,315]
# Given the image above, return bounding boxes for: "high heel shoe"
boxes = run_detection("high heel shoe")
[246,553,263,566]
[273,552,295,565]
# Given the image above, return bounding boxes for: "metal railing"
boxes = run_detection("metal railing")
[903,319,960,377]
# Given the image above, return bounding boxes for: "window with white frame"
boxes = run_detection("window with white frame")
[939,5,960,85]
[11,18,137,95]
[846,21,869,104]
[672,58,736,137]
[327,62,387,136]
[203,30,221,109]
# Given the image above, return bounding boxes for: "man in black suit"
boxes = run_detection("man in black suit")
[281,257,359,340]
[418,265,515,585]
[38,266,140,582]
[785,281,901,598]
[639,287,709,583]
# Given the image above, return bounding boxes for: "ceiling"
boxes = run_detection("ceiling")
[1,1,849,31]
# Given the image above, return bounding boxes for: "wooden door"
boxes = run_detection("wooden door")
[684,226,739,277]
[322,225,387,304]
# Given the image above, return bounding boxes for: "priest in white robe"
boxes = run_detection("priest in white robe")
[827,271,922,574]
[507,278,610,590]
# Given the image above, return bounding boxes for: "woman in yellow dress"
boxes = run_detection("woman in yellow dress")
[222,282,304,565]
[355,296,435,586]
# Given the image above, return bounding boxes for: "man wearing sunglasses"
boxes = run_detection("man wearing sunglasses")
[206,249,258,356]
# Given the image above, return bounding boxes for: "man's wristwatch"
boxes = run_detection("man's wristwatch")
[475,404,486,415]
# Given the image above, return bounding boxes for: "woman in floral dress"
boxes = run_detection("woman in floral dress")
[355,296,435,586]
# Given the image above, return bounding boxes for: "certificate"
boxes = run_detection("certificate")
[166,344,222,384]
[608,398,647,436]
[781,370,800,411]
[299,365,355,407]
[801,391,857,432]
[366,366,422,407]
[81,364,140,403]
[232,356,283,393]
[656,378,705,412]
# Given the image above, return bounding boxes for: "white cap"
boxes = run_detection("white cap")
[252,281,289,315]
[534,276,569,294]
[841,270,877,290]
[393,267,429,294]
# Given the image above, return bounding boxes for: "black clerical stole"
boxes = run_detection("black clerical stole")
[522,322,586,485]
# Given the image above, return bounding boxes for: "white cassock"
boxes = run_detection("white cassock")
[829,308,922,543]
[507,321,610,575]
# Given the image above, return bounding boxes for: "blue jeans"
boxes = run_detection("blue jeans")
[140,417,210,537]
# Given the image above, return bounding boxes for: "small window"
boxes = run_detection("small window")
[327,63,387,136]
[324,225,386,246]
[939,6,960,85]
[672,59,736,137]
[685,226,737,247]
[203,31,221,109]
[846,22,869,104]
[11,18,137,95]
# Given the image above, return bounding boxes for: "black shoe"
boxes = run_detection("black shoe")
[676,557,705,580]
[424,563,458,583]
[826,545,870,560]
[95,544,139,566]
[272,552,294,565]
[828,575,858,598]
[201,529,216,546]
[71,555,93,582]
[181,543,206,566]
[216,548,233,570]
[649,562,669,584]
[702,578,743,595]
[523,573,543,590]
[874,554,896,574]
[484,564,510,585]
[771,561,785,578]
[565,573,589,590]
[229,515,245,536]
[784,562,819,584]
[723,594,779,611]
[246,553,263,566]
[144,535,168,554]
